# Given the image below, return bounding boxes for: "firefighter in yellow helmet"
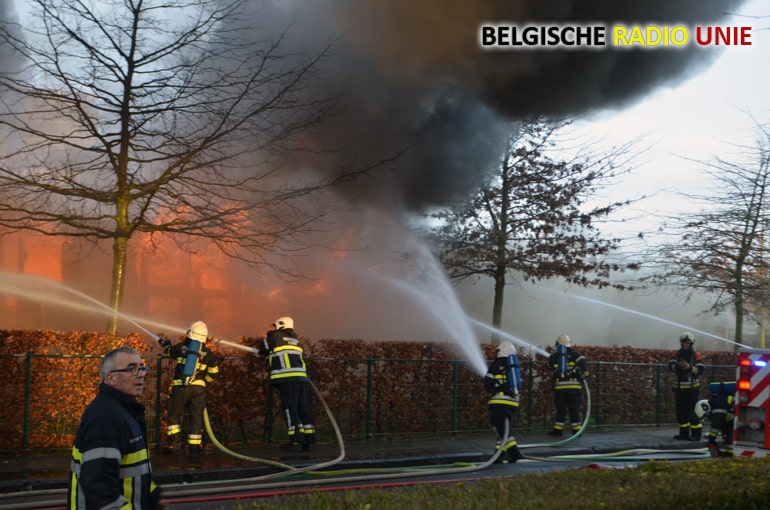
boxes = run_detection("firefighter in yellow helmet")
[547,335,589,437]
[695,381,735,457]
[158,320,219,462]
[256,316,316,452]
[484,341,525,463]
[668,332,704,441]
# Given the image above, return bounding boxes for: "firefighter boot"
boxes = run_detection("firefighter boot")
[161,437,182,454]
[547,428,563,437]
[280,442,304,453]
[507,446,525,463]
[188,444,202,466]
[673,427,690,440]
[689,428,702,442]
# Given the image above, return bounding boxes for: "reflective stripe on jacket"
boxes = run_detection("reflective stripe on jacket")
[259,329,308,382]
[165,339,220,387]
[484,358,520,409]
[67,383,162,509]
[668,347,703,390]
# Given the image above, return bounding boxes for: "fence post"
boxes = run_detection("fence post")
[655,363,662,425]
[266,383,274,442]
[154,356,163,447]
[594,361,601,427]
[451,360,458,436]
[366,357,373,439]
[526,360,534,430]
[23,352,32,450]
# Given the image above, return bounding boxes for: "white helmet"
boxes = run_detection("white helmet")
[556,335,572,347]
[274,316,294,330]
[187,320,208,342]
[680,332,695,344]
[496,341,517,358]
[695,399,710,419]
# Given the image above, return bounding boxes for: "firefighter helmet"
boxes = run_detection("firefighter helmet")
[274,316,294,330]
[556,335,572,347]
[187,321,208,342]
[680,332,695,344]
[695,399,710,419]
[496,341,517,358]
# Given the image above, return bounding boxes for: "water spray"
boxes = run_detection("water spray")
[547,290,751,349]
[467,318,550,358]
[0,270,186,341]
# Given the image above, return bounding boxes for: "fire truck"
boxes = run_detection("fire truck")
[734,348,770,457]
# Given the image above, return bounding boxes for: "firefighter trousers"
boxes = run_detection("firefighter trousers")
[554,389,582,431]
[490,406,518,450]
[166,385,207,447]
[274,380,315,445]
[673,387,700,430]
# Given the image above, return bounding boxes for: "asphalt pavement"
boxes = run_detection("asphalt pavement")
[0,426,708,495]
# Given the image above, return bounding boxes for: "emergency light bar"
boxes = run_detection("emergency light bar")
[755,360,768,368]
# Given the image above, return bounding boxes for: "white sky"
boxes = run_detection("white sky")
[484,1,770,351]
[574,0,770,238]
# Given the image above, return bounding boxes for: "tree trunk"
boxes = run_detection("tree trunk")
[107,236,129,335]
[491,265,506,344]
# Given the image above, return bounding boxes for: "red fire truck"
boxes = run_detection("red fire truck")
[734,348,770,457]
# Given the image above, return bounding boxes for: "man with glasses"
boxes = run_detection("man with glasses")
[67,346,167,510]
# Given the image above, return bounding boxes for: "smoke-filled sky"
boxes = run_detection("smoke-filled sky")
[2,0,768,355]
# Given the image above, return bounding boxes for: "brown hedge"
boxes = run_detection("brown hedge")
[0,330,739,450]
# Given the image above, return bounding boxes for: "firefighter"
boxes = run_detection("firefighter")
[695,381,735,457]
[547,335,589,437]
[158,320,219,461]
[257,316,316,452]
[484,341,525,463]
[668,332,704,441]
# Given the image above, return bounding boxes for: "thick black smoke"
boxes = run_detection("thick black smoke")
[0,1,19,75]
[246,0,748,211]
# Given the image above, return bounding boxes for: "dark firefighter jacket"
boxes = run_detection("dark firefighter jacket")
[548,348,589,391]
[667,347,704,390]
[257,328,308,383]
[484,357,520,409]
[67,383,163,509]
[164,338,219,387]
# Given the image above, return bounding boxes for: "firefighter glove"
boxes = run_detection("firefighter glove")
[157,337,171,349]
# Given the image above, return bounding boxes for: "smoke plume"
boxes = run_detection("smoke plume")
[0,0,752,350]
[249,0,748,210]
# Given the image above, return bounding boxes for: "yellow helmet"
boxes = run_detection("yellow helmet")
[694,399,710,419]
[556,335,572,347]
[496,341,517,358]
[274,316,294,330]
[187,321,208,342]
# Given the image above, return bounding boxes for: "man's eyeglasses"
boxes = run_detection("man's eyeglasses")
[110,365,150,376]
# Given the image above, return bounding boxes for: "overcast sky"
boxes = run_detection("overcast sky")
[496,0,770,352]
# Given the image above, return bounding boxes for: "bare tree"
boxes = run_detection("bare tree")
[428,118,640,340]
[0,0,374,333]
[650,122,770,346]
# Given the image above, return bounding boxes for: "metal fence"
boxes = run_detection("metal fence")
[0,353,737,452]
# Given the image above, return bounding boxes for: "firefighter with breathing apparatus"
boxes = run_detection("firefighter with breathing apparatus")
[484,341,525,463]
[695,381,735,457]
[547,334,589,437]
[158,320,219,462]
[668,332,704,441]
[256,316,316,452]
